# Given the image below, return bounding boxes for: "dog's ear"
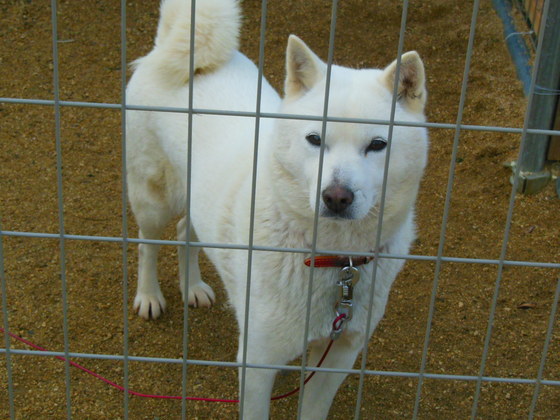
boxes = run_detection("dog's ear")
[285,35,326,99]
[382,51,427,113]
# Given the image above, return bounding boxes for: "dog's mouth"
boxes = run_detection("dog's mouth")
[319,207,356,220]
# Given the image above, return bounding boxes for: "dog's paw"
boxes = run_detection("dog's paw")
[134,292,166,320]
[186,282,216,308]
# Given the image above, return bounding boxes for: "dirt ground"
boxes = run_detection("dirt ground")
[1,0,559,418]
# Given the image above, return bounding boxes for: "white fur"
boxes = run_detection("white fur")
[131,0,240,87]
[126,1,428,418]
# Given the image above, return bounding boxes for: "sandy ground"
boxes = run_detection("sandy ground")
[1,0,559,418]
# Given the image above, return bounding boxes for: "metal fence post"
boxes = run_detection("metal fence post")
[511,0,560,194]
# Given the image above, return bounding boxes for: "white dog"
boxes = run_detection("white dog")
[126,0,428,418]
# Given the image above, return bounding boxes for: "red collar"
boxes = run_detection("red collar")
[304,255,373,268]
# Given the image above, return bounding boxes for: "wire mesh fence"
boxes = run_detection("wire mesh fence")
[1,0,559,418]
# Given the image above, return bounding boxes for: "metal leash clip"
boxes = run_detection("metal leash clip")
[331,258,360,340]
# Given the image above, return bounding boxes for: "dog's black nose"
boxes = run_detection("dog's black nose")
[322,185,354,214]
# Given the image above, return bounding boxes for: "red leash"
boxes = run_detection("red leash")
[0,316,344,403]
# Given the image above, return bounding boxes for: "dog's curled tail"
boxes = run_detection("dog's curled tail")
[132,0,240,87]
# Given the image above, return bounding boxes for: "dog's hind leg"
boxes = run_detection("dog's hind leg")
[176,216,215,307]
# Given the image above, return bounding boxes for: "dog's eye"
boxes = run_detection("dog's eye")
[306,133,321,147]
[366,137,387,153]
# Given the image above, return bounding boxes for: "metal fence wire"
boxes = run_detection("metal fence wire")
[1,0,559,418]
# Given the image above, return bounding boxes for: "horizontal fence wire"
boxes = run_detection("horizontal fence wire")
[1,230,558,269]
[1,343,560,388]
[1,0,559,419]
[1,96,560,137]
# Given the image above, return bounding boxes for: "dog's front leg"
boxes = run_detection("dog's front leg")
[300,335,363,420]
[237,364,276,420]
[236,327,295,420]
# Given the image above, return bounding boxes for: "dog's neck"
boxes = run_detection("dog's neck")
[254,191,384,255]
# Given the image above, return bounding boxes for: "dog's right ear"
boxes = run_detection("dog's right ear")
[285,35,326,100]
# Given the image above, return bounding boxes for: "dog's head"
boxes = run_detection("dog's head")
[272,36,429,222]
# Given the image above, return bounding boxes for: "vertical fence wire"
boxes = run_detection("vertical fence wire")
[470,0,552,417]
[119,0,131,417]
[412,0,481,417]
[238,1,269,417]
[353,1,410,418]
[50,0,73,417]
[0,219,14,418]
[180,0,199,417]
[295,1,339,418]
[528,276,560,418]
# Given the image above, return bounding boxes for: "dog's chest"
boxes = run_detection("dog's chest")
[253,252,380,339]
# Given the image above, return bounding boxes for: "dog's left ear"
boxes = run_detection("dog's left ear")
[285,35,326,100]
[382,51,427,113]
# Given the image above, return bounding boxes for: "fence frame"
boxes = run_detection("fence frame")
[1,0,560,419]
